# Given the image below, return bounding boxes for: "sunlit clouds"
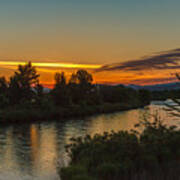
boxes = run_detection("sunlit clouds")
[0,1,180,86]
[0,48,180,86]
[95,49,180,85]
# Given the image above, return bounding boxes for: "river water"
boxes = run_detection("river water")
[0,102,179,180]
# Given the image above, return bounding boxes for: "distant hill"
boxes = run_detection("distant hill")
[32,87,51,93]
[126,82,180,91]
[43,87,51,93]
[42,82,180,92]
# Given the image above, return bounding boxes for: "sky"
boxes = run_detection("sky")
[1,0,180,86]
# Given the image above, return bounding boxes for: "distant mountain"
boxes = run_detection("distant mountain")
[43,87,51,93]
[38,82,180,93]
[126,82,180,91]
[32,87,51,93]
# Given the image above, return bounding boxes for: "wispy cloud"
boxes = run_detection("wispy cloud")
[129,77,177,85]
[96,48,180,72]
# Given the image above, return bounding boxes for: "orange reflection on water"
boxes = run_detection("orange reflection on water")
[37,125,58,175]
[30,125,39,162]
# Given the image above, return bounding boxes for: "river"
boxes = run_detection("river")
[0,102,179,180]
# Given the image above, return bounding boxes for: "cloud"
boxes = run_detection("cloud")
[130,77,177,85]
[96,48,180,72]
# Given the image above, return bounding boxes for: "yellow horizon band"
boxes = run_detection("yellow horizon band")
[0,61,102,69]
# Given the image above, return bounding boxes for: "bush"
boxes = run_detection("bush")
[60,165,88,180]
[60,117,180,180]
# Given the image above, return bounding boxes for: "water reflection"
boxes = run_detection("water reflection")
[0,104,178,180]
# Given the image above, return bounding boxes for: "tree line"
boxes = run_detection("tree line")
[0,62,151,122]
[0,62,98,107]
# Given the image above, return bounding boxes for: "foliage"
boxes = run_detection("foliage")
[8,62,40,104]
[0,77,9,108]
[138,89,152,106]
[0,62,151,122]
[52,72,70,106]
[0,77,8,94]
[60,117,180,180]
[99,85,149,106]
[68,70,94,104]
[151,89,180,101]
[76,69,93,85]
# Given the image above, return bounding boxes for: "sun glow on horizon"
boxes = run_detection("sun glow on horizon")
[0,61,102,69]
[0,60,178,87]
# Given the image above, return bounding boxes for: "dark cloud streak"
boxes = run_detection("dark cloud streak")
[96,48,180,72]
[131,77,177,85]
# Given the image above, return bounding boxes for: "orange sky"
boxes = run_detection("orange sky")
[0,58,179,87]
[1,1,180,86]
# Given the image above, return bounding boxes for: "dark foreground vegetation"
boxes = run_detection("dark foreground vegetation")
[151,89,180,101]
[60,117,180,180]
[0,62,150,123]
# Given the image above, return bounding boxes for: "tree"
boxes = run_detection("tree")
[8,62,40,104]
[138,89,151,106]
[0,76,9,107]
[52,72,70,106]
[55,72,66,88]
[68,70,94,105]
[76,70,93,85]
[0,77,8,94]
[33,81,44,105]
[14,62,39,87]
[69,73,78,84]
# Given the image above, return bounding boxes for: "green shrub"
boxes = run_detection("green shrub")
[60,117,180,180]
[60,165,88,180]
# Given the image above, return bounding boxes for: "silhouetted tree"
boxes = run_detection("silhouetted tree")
[8,62,40,104]
[55,72,66,88]
[52,72,70,106]
[0,76,9,107]
[68,74,79,104]
[0,77,8,94]
[76,69,93,85]
[138,89,151,106]
[69,73,78,84]
[34,82,43,98]
[31,81,44,106]
[68,70,94,105]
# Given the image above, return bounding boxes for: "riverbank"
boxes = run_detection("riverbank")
[0,102,147,124]
[0,62,152,125]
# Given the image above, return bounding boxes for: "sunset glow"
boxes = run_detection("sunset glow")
[1,2,180,180]
[0,1,180,86]
[0,61,101,69]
